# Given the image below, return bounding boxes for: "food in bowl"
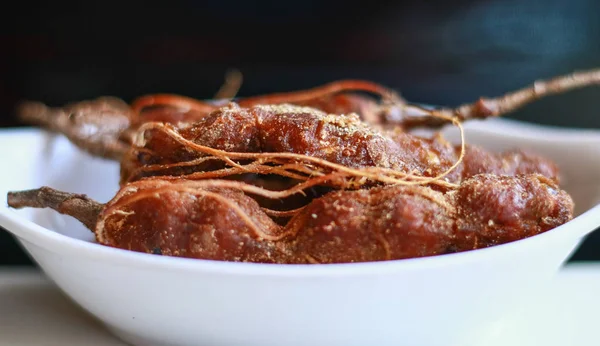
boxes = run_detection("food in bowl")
[6,69,599,264]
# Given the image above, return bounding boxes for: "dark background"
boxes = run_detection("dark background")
[1,0,599,265]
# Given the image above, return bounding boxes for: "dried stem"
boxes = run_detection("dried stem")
[17,101,64,132]
[132,69,244,114]
[16,98,132,160]
[7,187,103,231]
[398,68,600,128]
[213,69,244,100]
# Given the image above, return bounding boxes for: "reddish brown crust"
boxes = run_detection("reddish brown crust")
[454,174,573,249]
[99,181,288,263]
[461,146,560,182]
[286,186,456,263]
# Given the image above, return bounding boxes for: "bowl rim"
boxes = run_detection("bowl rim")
[1,123,600,277]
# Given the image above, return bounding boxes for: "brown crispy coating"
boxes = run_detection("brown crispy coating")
[291,93,382,125]
[461,146,559,182]
[97,180,288,263]
[454,174,573,249]
[286,185,455,263]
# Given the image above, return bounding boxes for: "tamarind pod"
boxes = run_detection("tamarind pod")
[7,174,573,264]
[126,103,559,184]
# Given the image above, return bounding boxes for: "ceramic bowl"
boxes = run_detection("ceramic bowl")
[1,119,599,346]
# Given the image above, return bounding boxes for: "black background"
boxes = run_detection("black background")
[1,0,599,265]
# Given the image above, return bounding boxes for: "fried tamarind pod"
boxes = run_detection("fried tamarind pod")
[129,103,443,183]
[121,103,410,184]
[125,103,559,185]
[284,174,573,264]
[8,180,289,263]
[7,174,574,264]
[130,103,406,169]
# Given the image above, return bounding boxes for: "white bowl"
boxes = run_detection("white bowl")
[1,120,600,346]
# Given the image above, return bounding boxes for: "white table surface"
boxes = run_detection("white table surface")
[0,267,126,345]
[1,263,599,346]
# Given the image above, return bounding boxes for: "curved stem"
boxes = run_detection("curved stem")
[399,68,600,128]
[214,69,243,100]
[7,187,103,231]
